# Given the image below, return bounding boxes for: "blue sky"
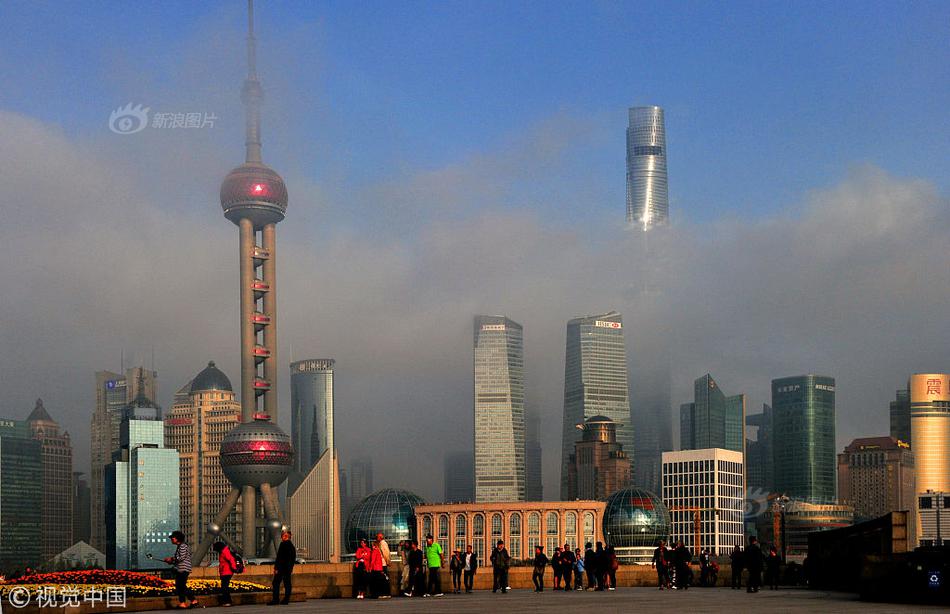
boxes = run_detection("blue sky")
[2,0,947,226]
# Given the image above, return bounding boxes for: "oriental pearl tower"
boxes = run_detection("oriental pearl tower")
[193,0,294,564]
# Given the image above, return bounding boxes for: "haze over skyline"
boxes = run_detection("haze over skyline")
[1,0,948,500]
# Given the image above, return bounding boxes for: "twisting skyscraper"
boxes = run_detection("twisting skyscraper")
[192,0,294,563]
[474,315,526,502]
[560,312,632,499]
[625,106,668,229]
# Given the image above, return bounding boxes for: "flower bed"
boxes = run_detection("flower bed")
[0,571,267,599]
[4,570,169,588]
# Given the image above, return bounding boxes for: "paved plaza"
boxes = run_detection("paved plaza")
[213,587,942,613]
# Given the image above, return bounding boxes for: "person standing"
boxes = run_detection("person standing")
[270,530,296,605]
[489,540,510,593]
[424,534,444,597]
[212,542,237,606]
[532,545,548,592]
[766,545,781,590]
[354,538,371,599]
[163,531,198,609]
[375,533,392,598]
[652,540,669,590]
[594,542,606,590]
[449,550,463,594]
[560,543,575,590]
[584,543,596,590]
[551,546,562,590]
[605,544,618,590]
[674,541,691,590]
[368,541,386,598]
[730,544,744,590]
[573,548,585,590]
[745,536,763,593]
[699,548,710,587]
[462,544,478,593]
[398,540,412,593]
[404,540,425,597]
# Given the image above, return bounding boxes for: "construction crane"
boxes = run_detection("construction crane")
[668,506,713,557]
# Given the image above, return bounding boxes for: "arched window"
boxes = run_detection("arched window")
[528,512,541,555]
[545,511,559,555]
[491,513,503,550]
[565,512,577,551]
[423,515,433,542]
[454,514,467,553]
[473,514,485,565]
[508,513,522,559]
[583,512,595,548]
[438,514,450,555]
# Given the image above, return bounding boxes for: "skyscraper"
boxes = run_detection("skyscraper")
[165,362,242,558]
[0,418,43,570]
[27,399,74,560]
[192,0,294,562]
[910,373,950,546]
[679,374,745,454]
[567,416,633,501]
[289,359,335,494]
[349,457,374,500]
[443,451,475,502]
[890,388,911,446]
[73,472,91,544]
[287,359,341,562]
[772,375,836,502]
[525,409,543,501]
[625,106,668,230]
[837,437,914,524]
[560,312,632,499]
[474,315,526,502]
[745,404,774,493]
[90,367,157,551]
[105,389,179,569]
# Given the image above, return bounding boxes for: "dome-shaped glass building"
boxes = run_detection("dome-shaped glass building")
[602,487,671,563]
[344,489,425,555]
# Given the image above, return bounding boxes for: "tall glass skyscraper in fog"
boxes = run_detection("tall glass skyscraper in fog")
[626,106,668,230]
[289,359,335,494]
[560,312,632,499]
[474,315,525,502]
[772,375,836,502]
[680,374,745,454]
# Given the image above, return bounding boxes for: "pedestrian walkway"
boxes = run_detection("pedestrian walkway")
[199,587,942,613]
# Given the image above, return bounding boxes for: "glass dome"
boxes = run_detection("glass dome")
[344,488,425,554]
[602,487,671,548]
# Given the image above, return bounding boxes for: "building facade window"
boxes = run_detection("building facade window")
[565,512,577,550]
[509,512,522,559]
[472,514,485,564]
[545,512,559,554]
[528,512,541,555]
[454,514,467,553]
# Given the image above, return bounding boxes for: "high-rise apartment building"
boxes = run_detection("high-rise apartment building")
[105,391,179,569]
[90,367,157,551]
[525,409,543,501]
[661,448,744,555]
[679,374,745,454]
[289,359,335,494]
[474,315,526,502]
[772,375,836,502]
[745,404,774,493]
[560,312,632,499]
[567,416,632,501]
[910,373,950,546]
[837,437,914,524]
[287,359,341,562]
[27,399,74,560]
[0,418,43,569]
[444,451,475,503]
[626,106,669,230]
[890,388,911,446]
[165,362,242,557]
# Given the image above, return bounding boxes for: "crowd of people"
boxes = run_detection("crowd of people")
[652,536,783,593]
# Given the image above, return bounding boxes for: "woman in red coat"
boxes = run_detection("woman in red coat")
[354,539,372,599]
[213,541,238,606]
[368,542,386,598]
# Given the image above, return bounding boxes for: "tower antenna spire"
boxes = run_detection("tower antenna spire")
[243,0,263,164]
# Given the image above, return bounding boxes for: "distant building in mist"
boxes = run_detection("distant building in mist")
[567,416,632,501]
[837,436,914,525]
[0,418,43,570]
[772,375,836,502]
[444,451,474,502]
[679,374,745,454]
[746,404,774,493]
[525,409,543,501]
[27,399,74,561]
[560,312,632,499]
[73,471,91,544]
[626,106,669,229]
[289,359,335,494]
[890,388,911,446]
[474,315,526,502]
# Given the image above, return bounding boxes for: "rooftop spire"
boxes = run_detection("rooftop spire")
[242,0,263,164]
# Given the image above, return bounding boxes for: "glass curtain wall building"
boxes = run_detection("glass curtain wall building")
[560,312,632,499]
[625,106,668,230]
[0,419,43,570]
[474,315,526,502]
[679,374,745,454]
[289,359,335,494]
[772,375,836,502]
